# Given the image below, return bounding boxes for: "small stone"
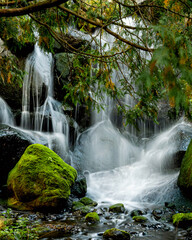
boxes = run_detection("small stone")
[72,201,91,215]
[85,212,100,223]
[132,216,148,223]
[130,209,144,217]
[103,228,130,240]
[109,203,125,213]
[79,197,97,207]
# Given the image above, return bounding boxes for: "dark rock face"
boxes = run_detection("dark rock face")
[71,175,87,198]
[0,124,34,188]
[0,82,22,113]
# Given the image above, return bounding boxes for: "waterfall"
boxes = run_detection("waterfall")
[20,44,70,161]
[0,97,15,125]
[73,119,192,208]
[72,16,192,208]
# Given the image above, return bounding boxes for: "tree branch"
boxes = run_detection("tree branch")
[0,0,68,17]
[58,5,153,52]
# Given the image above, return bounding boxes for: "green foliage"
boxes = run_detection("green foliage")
[0,209,39,240]
[1,0,192,126]
[0,17,35,55]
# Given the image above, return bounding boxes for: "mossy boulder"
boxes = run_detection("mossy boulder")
[132,216,148,223]
[72,201,91,215]
[79,197,97,207]
[103,228,130,240]
[172,213,192,227]
[85,212,100,223]
[130,209,144,217]
[178,140,192,198]
[109,203,125,213]
[7,144,77,211]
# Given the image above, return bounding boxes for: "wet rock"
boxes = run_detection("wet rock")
[109,203,125,213]
[85,212,100,223]
[165,202,176,210]
[7,144,77,212]
[71,175,87,198]
[130,209,144,217]
[79,197,97,207]
[72,201,91,215]
[103,228,130,240]
[152,209,162,220]
[173,213,192,228]
[132,216,148,223]
[0,124,34,188]
[178,140,192,199]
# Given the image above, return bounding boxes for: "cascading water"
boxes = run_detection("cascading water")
[72,16,192,209]
[20,44,70,161]
[0,20,192,213]
[0,97,15,125]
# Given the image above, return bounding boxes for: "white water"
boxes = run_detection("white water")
[0,97,15,125]
[0,24,192,210]
[74,120,192,209]
[70,16,192,208]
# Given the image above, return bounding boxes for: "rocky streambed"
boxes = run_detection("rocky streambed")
[1,198,192,240]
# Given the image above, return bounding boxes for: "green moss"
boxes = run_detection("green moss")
[172,213,192,227]
[85,212,100,223]
[72,201,91,214]
[109,203,125,213]
[7,144,77,211]
[132,216,148,223]
[79,197,97,206]
[178,140,192,197]
[103,228,130,240]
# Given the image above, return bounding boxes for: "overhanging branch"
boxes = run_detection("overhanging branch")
[0,0,68,17]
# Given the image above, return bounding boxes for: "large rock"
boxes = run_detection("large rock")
[0,124,34,188]
[178,139,192,198]
[7,144,77,211]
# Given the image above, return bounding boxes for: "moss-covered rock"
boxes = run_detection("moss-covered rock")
[72,201,91,215]
[172,213,192,227]
[178,140,192,198]
[103,228,130,240]
[109,203,125,213]
[7,144,77,211]
[85,212,100,223]
[79,197,97,207]
[132,216,148,223]
[130,209,144,217]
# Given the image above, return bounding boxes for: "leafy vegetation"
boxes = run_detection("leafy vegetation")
[0,208,39,240]
[1,0,192,125]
